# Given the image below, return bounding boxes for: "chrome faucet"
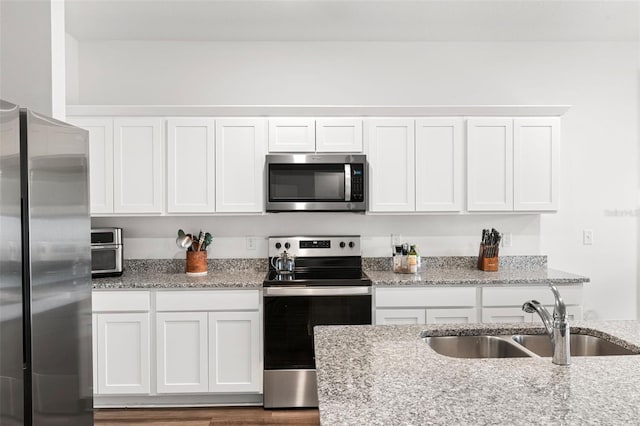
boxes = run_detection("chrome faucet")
[522,285,571,365]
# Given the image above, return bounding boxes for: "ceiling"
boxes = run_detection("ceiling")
[65,0,639,42]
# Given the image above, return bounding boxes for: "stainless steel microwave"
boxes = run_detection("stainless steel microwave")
[266,154,366,212]
[91,228,123,277]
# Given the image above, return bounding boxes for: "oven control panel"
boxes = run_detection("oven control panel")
[268,236,361,257]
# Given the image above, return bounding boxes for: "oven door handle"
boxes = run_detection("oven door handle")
[264,286,371,297]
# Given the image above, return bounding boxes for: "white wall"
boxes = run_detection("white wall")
[65,33,80,105]
[77,40,638,320]
[50,0,65,120]
[0,0,53,114]
[0,0,65,118]
[91,213,541,259]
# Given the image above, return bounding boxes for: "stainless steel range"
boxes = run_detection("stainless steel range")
[263,236,372,409]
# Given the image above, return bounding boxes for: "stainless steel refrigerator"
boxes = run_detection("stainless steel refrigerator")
[0,100,93,425]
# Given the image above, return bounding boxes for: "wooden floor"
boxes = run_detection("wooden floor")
[94,407,320,426]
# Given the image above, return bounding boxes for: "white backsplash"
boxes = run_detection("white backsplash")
[92,214,541,259]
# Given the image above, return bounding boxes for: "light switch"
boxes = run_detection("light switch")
[583,230,593,245]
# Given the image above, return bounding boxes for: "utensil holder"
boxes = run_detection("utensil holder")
[186,251,207,275]
[477,243,499,272]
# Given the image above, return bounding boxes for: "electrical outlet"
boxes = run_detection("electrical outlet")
[583,230,593,245]
[246,237,257,250]
[501,232,512,248]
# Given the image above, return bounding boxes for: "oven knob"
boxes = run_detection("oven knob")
[275,242,281,249]
[349,241,355,248]
[284,242,291,249]
[340,241,346,248]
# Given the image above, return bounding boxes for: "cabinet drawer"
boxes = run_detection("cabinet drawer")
[482,285,582,307]
[93,291,150,312]
[156,290,260,312]
[375,287,476,308]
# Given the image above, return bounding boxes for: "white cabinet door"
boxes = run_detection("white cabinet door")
[513,118,560,211]
[365,119,415,212]
[268,118,315,152]
[426,308,478,324]
[68,117,114,214]
[375,309,426,325]
[208,311,261,393]
[316,118,363,152]
[113,118,163,214]
[156,312,209,393]
[467,118,513,211]
[92,313,98,395]
[481,308,532,324]
[415,118,464,212]
[216,118,267,212]
[166,118,215,213]
[96,313,150,395]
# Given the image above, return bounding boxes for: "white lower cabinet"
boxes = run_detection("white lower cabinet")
[376,309,426,325]
[481,307,533,323]
[154,290,262,395]
[482,285,583,323]
[426,308,478,324]
[156,312,209,394]
[375,287,478,325]
[375,308,478,325]
[93,291,151,396]
[209,312,261,393]
[375,285,583,326]
[156,310,261,394]
[93,289,262,401]
[96,312,151,395]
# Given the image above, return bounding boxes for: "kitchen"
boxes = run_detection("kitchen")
[0,0,638,425]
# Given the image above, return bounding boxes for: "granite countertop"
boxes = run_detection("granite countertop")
[368,267,589,286]
[92,267,588,289]
[92,270,266,289]
[314,321,640,425]
[92,257,589,289]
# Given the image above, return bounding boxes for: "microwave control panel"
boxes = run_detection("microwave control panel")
[350,164,364,202]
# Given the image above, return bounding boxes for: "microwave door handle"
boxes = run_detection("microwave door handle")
[344,164,351,201]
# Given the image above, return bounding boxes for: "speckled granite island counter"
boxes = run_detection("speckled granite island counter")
[314,321,640,425]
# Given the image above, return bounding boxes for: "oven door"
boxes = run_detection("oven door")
[263,286,372,370]
[263,286,371,408]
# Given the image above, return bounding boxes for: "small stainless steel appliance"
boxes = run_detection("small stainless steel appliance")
[263,236,372,408]
[91,227,123,277]
[265,154,366,212]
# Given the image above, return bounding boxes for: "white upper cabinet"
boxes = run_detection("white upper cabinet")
[215,118,266,213]
[365,119,415,212]
[268,118,315,152]
[466,118,514,211]
[513,118,560,211]
[166,118,215,213]
[315,118,363,152]
[415,118,464,212]
[68,117,114,214]
[113,118,163,214]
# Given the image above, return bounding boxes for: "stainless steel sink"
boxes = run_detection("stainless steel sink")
[512,334,639,357]
[422,333,639,359]
[424,335,532,358]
